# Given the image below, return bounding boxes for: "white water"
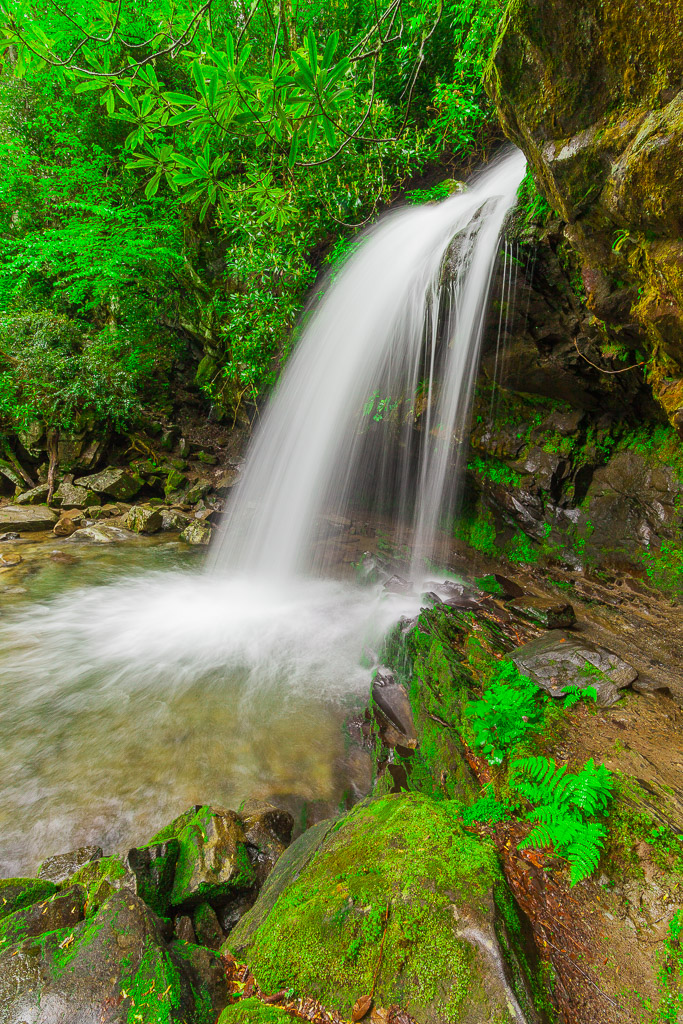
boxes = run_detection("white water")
[0,151,524,872]
[210,149,526,580]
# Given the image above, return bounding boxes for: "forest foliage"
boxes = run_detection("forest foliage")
[0,0,505,438]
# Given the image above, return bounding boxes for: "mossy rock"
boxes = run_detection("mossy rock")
[167,805,256,910]
[0,878,57,921]
[0,884,85,953]
[227,794,543,1024]
[0,890,227,1023]
[70,855,132,915]
[218,998,291,1022]
[126,838,181,916]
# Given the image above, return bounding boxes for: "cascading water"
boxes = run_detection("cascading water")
[210,149,526,580]
[0,150,525,874]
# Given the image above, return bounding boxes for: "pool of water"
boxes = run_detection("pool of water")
[0,537,421,875]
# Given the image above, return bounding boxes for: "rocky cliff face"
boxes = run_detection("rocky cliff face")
[486,0,683,434]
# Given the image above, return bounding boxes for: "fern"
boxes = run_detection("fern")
[510,756,613,885]
[466,665,540,765]
[462,786,511,825]
[562,684,598,708]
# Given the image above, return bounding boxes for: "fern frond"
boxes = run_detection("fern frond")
[566,822,606,884]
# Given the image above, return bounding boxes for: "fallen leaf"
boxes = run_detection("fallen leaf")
[353,994,373,1021]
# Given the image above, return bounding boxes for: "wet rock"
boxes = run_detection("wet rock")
[0,504,57,532]
[178,437,192,458]
[0,532,20,541]
[161,508,193,531]
[14,484,50,505]
[38,845,102,884]
[508,630,638,706]
[240,801,294,888]
[165,806,256,911]
[0,889,228,1023]
[197,451,218,465]
[74,466,143,500]
[227,794,542,1023]
[371,670,418,749]
[180,520,213,546]
[126,838,180,916]
[68,523,139,544]
[0,551,22,566]
[0,459,26,491]
[193,901,225,949]
[165,468,189,498]
[383,574,412,595]
[215,468,240,495]
[124,504,163,534]
[0,878,57,921]
[185,479,213,504]
[508,596,576,629]
[174,914,196,943]
[426,579,481,609]
[53,509,85,537]
[0,884,86,952]
[52,480,101,509]
[69,855,137,914]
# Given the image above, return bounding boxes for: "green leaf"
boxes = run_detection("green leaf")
[288,133,299,168]
[307,29,318,69]
[163,91,197,106]
[322,31,339,69]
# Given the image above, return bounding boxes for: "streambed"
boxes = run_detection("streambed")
[0,534,421,875]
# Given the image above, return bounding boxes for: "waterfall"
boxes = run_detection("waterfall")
[210,149,526,581]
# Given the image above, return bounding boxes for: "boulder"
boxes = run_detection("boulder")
[38,845,102,884]
[0,504,57,532]
[165,468,189,499]
[197,452,218,465]
[124,505,163,535]
[74,466,143,500]
[215,468,240,496]
[68,524,139,544]
[180,520,213,546]
[53,509,85,537]
[240,801,294,889]
[14,484,50,505]
[162,508,193,531]
[52,480,101,509]
[507,630,638,706]
[371,670,418,749]
[0,878,57,921]
[185,479,213,505]
[126,839,180,917]
[0,884,86,953]
[167,806,256,911]
[69,855,137,914]
[507,596,576,629]
[0,889,228,1023]
[227,794,543,1024]
[192,901,224,949]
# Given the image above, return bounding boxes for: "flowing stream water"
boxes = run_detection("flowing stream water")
[0,150,525,875]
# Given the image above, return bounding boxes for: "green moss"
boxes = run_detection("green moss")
[218,998,291,1023]
[169,806,255,909]
[0,878,57,921]
[71,856,128,915]
[230,794,522,1022]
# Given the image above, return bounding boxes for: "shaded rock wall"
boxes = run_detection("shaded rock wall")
[485,0,683,434]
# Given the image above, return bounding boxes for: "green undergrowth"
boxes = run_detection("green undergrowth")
[228,793,542,1022]
[383,606,614,885]
[218,999,291,1023]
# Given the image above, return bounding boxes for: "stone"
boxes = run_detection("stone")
[167,806,256,910]
[383,574,412,595]
[215,468,240,495]
[14,484,50,505]
[126,839,180,917]
[165,468,188,497]
[197,451,218,465]
[425,579,481,609]
[371,671,418,749]
[0,890,228,1023]
[0,884,86,953]
[38,845,102,884]
[192,901,224,949]
[0,459,25,491]
[69,855,137,914]
[227,794,542,1023]
[0,878,57,921]
[508,596,576,629]
[124,505,163,534]
[0,504,57,532]
[507,630,638,706]
[74,466,143,500]
[53,510,85,537]
[178,437,192,458]
[52,480,101,509]
[0,551,22,566]
[0,532,20,541]
[68,524,138,543]
[180,520,212,546]
[185,479,212,504]
[240,801,294,888]
[174,914,196,943]
[162,508,193,531]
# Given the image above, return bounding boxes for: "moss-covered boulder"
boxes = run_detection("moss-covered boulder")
[0,889,227,1024]
[70,854,135,915]
[0,884,85,953]
[218,999,291,1023]
[165,805,256,910]
[486,0,683,433]
[0,878,57,921]
[227,793,543,1024]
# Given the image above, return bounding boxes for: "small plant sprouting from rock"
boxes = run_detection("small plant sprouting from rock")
[466,660,541,764]
[561,684,598,708]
